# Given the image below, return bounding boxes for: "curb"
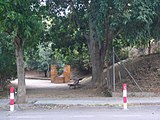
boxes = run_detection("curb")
[1,97,160,111]
[1,102,160,111]
[33,102,160,107]
[112,92,157,97]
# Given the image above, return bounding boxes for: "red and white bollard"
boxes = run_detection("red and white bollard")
[123,84,127,109]
[10,86,14,111]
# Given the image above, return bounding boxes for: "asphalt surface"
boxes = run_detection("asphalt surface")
[34,97,160,106]
[1,97,160,107]
[1,105,160,120]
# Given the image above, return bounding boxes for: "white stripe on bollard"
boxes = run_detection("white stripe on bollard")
[10,105,14,112]
[123,90,127,97]
[10,93,14,99]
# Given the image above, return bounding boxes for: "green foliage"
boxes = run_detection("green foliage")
[0,33,16,88]
[24,48,39,70]
[37,42,52,71]
[112,37,129,60]
[122,0,160,44]
[0,0,44,47]
[39,5,91,72]
[25,42,52,72]
[89,0,159,43]
[52,43,90,73]
[0,0,45,70]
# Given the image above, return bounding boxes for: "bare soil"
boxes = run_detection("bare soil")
[10,72,105,99]
[115,53,160,95]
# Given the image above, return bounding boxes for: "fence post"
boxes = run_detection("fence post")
[113,47,116,92]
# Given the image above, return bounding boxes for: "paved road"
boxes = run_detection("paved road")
[2,97,160,108]
[1,105,160,120]
[33,97,160,106]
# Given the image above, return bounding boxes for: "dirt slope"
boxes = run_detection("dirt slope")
[115,53,160,94]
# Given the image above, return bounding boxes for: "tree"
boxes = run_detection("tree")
[41,8,90,72]
[0,0,43,103]
[47,0,160,87]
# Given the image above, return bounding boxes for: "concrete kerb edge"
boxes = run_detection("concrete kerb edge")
[33,102,160,107]
[112,92,157,97]
[1,102,160,111]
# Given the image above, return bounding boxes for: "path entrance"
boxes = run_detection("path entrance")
[11,76,105,99]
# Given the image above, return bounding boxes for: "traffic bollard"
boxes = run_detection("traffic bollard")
[123,84,127,110]
[10,86,14,111]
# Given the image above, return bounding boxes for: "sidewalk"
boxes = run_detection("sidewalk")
[1,97,160,108]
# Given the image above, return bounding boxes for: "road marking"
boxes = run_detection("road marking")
[72,115,94,118]
[112,114,142,117]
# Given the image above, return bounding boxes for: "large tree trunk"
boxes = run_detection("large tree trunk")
[89,40,106,87]
[14,37,26,104]
[88,21,107,87]
[86,18,113,88]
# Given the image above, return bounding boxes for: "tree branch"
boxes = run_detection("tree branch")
[113,28,123,39]
[69,0,81,28]
[83,32,90,43]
